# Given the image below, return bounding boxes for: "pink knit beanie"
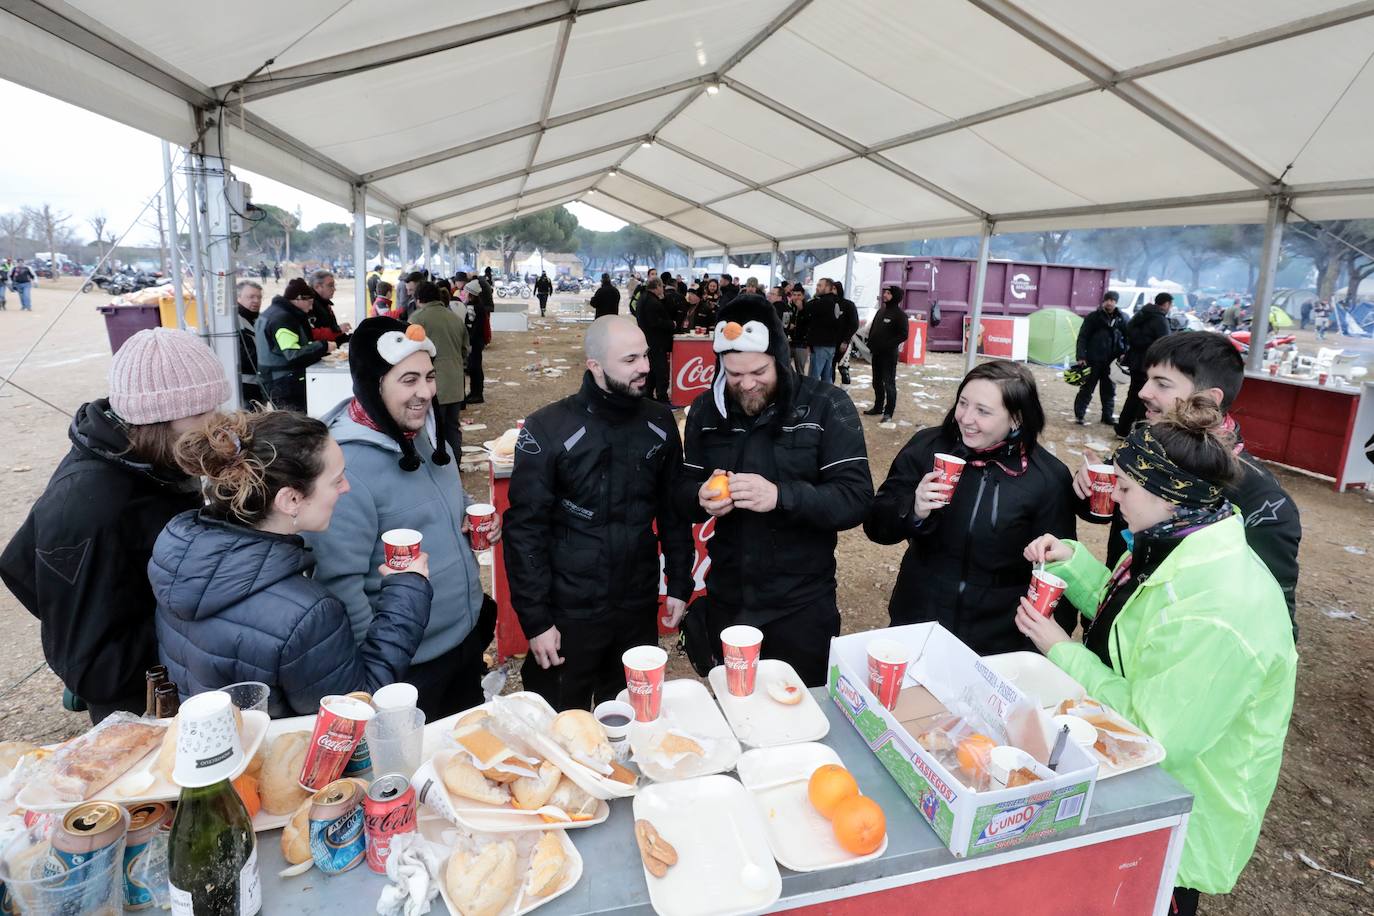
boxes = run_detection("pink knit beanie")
[109,328,230,424]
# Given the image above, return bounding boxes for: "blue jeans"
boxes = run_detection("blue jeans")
[808,345,836,382]
[14,282,32,310]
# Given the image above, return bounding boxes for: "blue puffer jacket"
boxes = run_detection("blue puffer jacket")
[149,510,432,717]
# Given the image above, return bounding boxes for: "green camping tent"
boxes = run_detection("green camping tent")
[1028,307,1083,366]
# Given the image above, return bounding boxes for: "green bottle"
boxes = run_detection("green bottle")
[167,778,262,916]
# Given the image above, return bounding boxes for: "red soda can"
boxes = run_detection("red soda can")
[364,774,417,874]
[299,695,375,791]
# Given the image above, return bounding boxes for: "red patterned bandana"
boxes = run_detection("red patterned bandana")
[348,397,417,440]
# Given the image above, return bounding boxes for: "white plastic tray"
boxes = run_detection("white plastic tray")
[419,749,609,833]
[616,680,741,782]
[735,743,888,872]
[17,712,269,813]
[707,660,830,748]
[632,775,781,916]
[982,652,1167,779]
[424,818,583,916]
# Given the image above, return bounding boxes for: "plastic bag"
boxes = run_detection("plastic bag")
[25,712,166,804]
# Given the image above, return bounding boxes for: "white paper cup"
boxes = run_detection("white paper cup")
[1052,714,1097,750]
[593,700,635,744]
[372,682,419,711]
[172,690,244,788]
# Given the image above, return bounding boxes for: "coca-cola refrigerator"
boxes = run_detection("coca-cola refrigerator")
[670,334,716,408]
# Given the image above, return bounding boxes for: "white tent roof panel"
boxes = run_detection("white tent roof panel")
[412,178,525,226]
[532,89,695,164]
[581,194,658,227]
[711,192,836,239]
[772,158,972,228]
[659,90,850,184]
[246,25,559,173]
[524,147,632,191]
[597,174,689,217]
[370,137,536,208]
[519,177,600,210]
[619,145,746,204]
[642,220,717,250]
[670,209,763,248]
[224,124,357,216]
[548,0,793,117]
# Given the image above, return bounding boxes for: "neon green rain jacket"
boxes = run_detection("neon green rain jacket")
[1045,515,1296,893]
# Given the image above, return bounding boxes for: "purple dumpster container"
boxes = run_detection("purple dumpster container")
[878,257,1114,352]
[98,304,162,354]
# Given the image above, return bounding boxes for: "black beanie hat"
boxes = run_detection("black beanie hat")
[348,316,451,472]
[283,278,314,302]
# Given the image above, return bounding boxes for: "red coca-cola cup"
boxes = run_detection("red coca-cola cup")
[1318,372,1329,386]
[622,645,668,722]
[300,695,376,791]
[381,529,422,570]
[1087,464,1116,517]
[932,453,965,501]
[465,503,497,551]
[1026,569,1067,618]
[720,625,763,697]
[866,638,910,711]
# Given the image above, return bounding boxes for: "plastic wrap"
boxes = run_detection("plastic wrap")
[24,713,166,804]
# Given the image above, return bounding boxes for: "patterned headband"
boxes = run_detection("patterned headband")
[1114,425,1224,509]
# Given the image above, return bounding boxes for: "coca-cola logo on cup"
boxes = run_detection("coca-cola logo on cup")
[675,356,715,393]
[317,734,355,753]
[626,679,655,696]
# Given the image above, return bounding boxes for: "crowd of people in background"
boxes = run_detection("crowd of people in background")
[0,261,1309,915]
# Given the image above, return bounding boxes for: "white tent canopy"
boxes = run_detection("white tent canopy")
[6,0,1374,260]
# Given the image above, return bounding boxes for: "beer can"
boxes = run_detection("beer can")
[342,691,375,778]
[121,802,169,911]
[299,695,374,791]
[363,774,417,874]
[44,801,127,913]
[308,780,367,875]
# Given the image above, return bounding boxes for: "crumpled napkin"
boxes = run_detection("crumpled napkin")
[376,831,448,916]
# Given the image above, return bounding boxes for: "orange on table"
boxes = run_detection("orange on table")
[807,764,859,819]
[706,472,731,500]
[956,733,997,777]
[831,795,885,855]
[233,773,261,818]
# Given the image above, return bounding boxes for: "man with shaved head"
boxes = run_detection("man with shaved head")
[504,316,694,710]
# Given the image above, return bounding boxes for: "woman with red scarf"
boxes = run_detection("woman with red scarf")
[864,360,1076,654]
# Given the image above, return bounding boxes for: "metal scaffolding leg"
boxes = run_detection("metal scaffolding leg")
[1247,196,1291,372]
[422,233,431,271]
[353,187,368,326]
[770,243,779,286]
[964,221,995,375]
[398,211,410,269]
[184,158,208,336]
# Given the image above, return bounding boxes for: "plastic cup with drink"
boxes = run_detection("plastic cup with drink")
[720,625,764,697]
[381,529,422,570]
[364,707,426,778]
[465,504,497,551]
[1087,464,1116,517]
[1026,569,1067,617]
[866,638,910,711]
[622,646,668,722]
[932,453,965,503]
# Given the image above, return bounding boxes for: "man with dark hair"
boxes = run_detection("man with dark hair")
[591,272,620,317]
[635,278,675,402]
[1114,292,1173,436]
[628,267,657,316]
[505,316,692,710]
[1073,291,1127,426]
[676,294,873,686]
[784,286,809,375]
[535,271,553,316]
[718,273,739,304]
[1074,331,1301,635]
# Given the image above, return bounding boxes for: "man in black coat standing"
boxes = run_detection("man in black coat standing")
[535,271,553,316]
[590,273,620,317]
[505,316,693,710]
[676,294,873,686]
[1114,292,1172,436]
[863,285,909,422]
[1073,291,1127,426]
[635,278,676,402]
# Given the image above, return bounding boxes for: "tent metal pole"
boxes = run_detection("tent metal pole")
[1246,196,1291,372]
[353,186,368,326]
[422,232,431,271]
[843,232,856,294]
[196,135,243,411]
[183,157,209,338]
[398,211,410,269]
[770,243,779,286]
[161,141,187,330]
[722,247,730,279]
[964,221,995,375]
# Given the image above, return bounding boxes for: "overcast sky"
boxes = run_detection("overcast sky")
[0,79,624,247]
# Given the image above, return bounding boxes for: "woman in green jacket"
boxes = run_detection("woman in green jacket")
[1015,395,1296,916]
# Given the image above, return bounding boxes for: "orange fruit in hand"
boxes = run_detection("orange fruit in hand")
[706,472,731,500]
[956,734,997,778]
[808,764,859,819]
[233,773,261,818]
[831,795,886,855]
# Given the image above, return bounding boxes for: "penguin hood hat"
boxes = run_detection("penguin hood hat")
[348,316,450,471]
[710,292,794,419]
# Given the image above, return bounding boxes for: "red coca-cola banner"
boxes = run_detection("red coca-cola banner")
[671,336,716,407]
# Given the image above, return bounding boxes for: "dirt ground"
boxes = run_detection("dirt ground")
[1,278,1371,913]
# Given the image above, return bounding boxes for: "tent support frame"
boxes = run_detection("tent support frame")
[964,221,996,375]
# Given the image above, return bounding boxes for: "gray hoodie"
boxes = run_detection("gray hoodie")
[305,400,483,664]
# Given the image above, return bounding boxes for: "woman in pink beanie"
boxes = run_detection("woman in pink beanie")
[0,328,229,723]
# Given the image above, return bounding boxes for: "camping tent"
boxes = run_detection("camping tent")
[1027,307,1082,366]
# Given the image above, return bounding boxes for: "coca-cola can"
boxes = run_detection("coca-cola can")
[299,695,375,791]
[363,774,417,874]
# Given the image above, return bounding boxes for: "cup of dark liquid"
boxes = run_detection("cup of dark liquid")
[593,699,635,759]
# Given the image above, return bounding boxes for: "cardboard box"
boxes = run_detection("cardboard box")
[828,623,1098,858]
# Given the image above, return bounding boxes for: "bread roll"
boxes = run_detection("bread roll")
[280,798,313,864]
[446,841,517,916]
[545,776,597,822]
[441,754,510,806]
[551,709,612,768]
[511,760,561,810]
[259,732,310,815]
[526,832,567,898]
